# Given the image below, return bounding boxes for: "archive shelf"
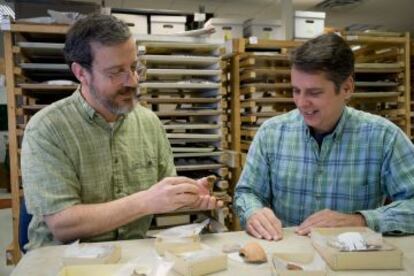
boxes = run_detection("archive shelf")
[225,38,302,169]
[3,23,71,264]
[135,34,233,229]
[344,31,411,135]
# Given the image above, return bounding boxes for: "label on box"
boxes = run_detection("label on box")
[1,15,11,31]
[248,36,258,44]
[138,45,146,54]
[194,13,206,22]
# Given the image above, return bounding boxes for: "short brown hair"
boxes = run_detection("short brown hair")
[63,14,131,70]
[290,33,354,92]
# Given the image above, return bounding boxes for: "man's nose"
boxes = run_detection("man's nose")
[294,93,307,107]
[124,70,138,87]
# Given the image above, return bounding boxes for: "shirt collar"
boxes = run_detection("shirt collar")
[303,106,350,142]
[73,86,97,120]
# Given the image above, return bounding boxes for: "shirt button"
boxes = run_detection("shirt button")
[114,158,119,164]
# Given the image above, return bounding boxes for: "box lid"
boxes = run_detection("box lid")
[295,11,326,19]
[205,17,244,26]
[150,15,186,23]
[244,18,282,27]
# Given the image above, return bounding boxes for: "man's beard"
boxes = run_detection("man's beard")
[89,83,138,116]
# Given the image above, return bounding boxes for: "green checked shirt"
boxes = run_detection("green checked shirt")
[22,88,175,250]
[235,106,414,234]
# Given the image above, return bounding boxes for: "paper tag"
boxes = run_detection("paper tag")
[248,36,258,44]
[1,15,11,31]
[194,13,206,22]
[137,45,146,54]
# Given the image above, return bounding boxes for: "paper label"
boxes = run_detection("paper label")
[137,45,146,54]
[1,15,11,31]
[194,13,206,22]
[249,36,258,44]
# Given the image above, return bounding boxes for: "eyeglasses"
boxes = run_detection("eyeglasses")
[105,62,146,84]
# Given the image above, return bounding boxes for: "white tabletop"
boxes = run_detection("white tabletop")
[11,229,414,276]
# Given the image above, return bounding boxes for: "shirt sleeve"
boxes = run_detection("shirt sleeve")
[234,126,272,227]
[21,118,81,217]
[155,117,176,179]
[359,128,414,234]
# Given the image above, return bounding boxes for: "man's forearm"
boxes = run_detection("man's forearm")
[45,191,150,243]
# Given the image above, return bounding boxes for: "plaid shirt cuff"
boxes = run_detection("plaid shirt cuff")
[359,210,381,232]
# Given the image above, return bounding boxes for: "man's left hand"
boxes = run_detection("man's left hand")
[296,209,366,235]
[187,177,224,210]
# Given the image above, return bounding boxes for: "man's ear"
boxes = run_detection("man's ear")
[343,75,354,100]
[71,62,90,85]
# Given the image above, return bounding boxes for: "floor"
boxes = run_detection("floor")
[0,191,15,276]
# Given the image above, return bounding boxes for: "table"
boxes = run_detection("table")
[11,229,414,276]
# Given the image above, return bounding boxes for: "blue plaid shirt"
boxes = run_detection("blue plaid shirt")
[235,107,414,233]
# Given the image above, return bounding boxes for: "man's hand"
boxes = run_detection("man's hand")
[296,209,367,235]
[144,177,200,214]
[187,177,224,210]
[246,207,283,241]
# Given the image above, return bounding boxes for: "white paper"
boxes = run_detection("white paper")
[64,240,115,259]
[154,219,209,239]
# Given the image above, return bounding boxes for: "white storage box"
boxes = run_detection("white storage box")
[112,13,148,34]
[244,19,283,40]
[294,11,325,39]
[150,15,186,35]
[204,18,244,40]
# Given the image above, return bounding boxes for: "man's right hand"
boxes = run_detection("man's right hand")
[246,207,283,241]
[144,176,200,214]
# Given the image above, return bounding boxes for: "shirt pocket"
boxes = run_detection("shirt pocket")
[127,156,158,193]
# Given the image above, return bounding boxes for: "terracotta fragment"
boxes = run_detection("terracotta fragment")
[287,262,303,270]
[239,241,268,263]
[206,175,217,192]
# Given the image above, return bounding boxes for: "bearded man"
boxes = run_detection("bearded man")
[21,14,221,251]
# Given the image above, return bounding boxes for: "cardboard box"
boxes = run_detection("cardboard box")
[13,0,99,20]
[294,11,325,39]
[150,15,186,35]
[165,247,227,276]
[311,227,403,270]
[62,244,121,265]
[204,18,244,40]
[154,234,202,256]
[112,13,148,34]
[244,19,283,40]
[271,252,326,276]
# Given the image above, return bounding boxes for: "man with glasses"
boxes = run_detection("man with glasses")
[21,14,221,250]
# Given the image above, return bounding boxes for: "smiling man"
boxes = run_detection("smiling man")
[234,33,414,241]
[21,14,221,251]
